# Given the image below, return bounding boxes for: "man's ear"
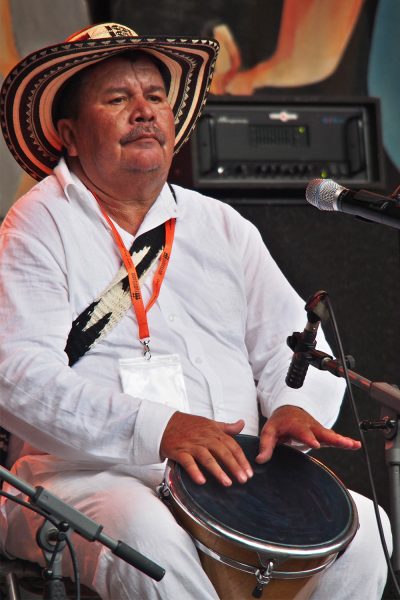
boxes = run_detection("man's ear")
[57,119,79,157]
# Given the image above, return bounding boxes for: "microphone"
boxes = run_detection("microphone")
[305,179,400,230]
[285,291,327,389]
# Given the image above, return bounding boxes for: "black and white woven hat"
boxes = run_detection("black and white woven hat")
[0,22,219,181]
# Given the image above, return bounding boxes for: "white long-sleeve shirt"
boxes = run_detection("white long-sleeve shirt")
[0,159,345,477]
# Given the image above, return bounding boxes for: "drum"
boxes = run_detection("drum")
[160,434,358,600]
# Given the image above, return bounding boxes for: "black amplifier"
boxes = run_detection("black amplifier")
[169,96,385,202]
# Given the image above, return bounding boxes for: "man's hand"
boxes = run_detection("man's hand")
[160,412,254,486]
[257,405,361,463]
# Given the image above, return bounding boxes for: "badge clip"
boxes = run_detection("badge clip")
[140,338,151,360]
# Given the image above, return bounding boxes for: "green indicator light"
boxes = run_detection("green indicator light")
[321,169,328,179]
[298,126,306,134]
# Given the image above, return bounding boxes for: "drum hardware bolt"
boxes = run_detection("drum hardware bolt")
[320,354,355,370]
[252,560,274,598]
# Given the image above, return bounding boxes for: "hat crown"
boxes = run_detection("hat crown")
[67,23,138,43]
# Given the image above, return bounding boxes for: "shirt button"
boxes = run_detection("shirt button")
[195,357,203,365]
[169,314,175,322]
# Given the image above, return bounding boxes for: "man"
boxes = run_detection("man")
[0,22,391,599]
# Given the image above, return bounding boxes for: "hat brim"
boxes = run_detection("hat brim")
[1,35,219,181]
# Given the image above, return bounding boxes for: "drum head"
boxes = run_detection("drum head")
[168,435,357,557]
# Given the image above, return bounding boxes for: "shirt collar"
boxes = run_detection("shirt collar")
[54,157,87,203]
[53,158,180,236]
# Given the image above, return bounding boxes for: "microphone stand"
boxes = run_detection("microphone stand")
[0,465,165,599]
[304,347,400,577]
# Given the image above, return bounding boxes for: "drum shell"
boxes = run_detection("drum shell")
[169,493,327,599]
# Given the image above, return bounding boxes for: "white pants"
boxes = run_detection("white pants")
[2,466,393,600]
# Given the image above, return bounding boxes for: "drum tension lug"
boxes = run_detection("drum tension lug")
[157,481,170,501]
[252,560,274,598]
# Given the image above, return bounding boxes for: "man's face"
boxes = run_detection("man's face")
[57,54,175,192]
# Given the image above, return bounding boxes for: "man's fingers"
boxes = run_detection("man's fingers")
[256,429,278,463]
[210,440,253,482]
[310,427,361,450]
[286,426,321,450]
[178,452,207,485]
[213,419,254,479]
[257,409,324,463]
[218,418,246,435]
[223,433,254,478]
[179,448,234,486]
[195,448,235,486]
[162,413,254,485]
[256,407,362,465]
[188,437,253,484]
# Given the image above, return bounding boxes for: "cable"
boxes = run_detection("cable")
[64,531,81,600]
[0,490,81,600]
[324,295,400,598]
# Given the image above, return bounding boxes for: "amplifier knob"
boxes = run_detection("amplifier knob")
[269,164,278,175]
[234,164,248,176]
[255,164,268,176]
[297,164,307,175]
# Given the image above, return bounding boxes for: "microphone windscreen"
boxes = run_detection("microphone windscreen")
[306,179,344,211]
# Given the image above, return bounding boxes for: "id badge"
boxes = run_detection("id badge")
[119,354,190,413]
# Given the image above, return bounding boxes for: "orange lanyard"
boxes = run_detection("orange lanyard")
[96,199,175,359]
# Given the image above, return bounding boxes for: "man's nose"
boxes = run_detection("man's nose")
[129,96,155,122]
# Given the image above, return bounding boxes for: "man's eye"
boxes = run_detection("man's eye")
[149,95,163,102]
[110,97,127,105]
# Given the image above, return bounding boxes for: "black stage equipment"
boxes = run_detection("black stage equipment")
[169,96,385,204]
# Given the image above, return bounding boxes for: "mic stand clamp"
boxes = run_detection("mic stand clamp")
[286,330,316,355]
[359,417,397,435]
[36,520,69,600]
[286,337,356,375]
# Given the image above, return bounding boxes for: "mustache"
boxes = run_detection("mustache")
[120,126,166,146]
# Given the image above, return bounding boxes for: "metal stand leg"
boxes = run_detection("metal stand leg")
[385,418,400,578]
[4,573,21,600]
